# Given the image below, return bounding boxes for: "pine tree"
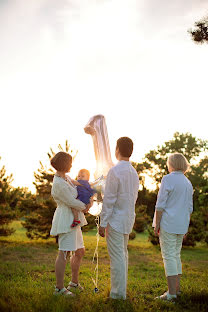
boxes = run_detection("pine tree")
[0,157,18,236]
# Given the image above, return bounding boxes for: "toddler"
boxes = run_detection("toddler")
[71,169,96,227]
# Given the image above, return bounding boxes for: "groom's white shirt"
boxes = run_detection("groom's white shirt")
[100,160,139,234]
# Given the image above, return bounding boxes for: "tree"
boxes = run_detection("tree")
[0,157,19,236]
[187,156,208,210]
[133,205,151,233]
[137,188,157,218]
[183,212,205,247]
[21,154,57,239]
[142,132,207,185]
[21,195,56,240]
[131,162,158,219]
[189,15,208,44]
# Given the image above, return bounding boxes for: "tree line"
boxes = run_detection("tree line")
[0,132,207,247]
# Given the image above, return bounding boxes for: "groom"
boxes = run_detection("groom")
[99,137,139,300]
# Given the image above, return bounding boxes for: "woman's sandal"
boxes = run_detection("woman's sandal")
[67,281,84,291]
[54,287,75,296]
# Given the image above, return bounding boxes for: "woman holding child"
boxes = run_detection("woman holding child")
[50,152,93,296]
[153,152,193,301]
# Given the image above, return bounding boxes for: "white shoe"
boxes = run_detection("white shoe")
[67,281,84,291]
[54,287,75,296]
[158,290,181,296]
[155,291,176,301]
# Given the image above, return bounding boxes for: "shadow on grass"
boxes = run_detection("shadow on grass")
[179,291,208,304]
[174,291,208,312]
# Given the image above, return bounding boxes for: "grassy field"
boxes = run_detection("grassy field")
[0,221,208,312]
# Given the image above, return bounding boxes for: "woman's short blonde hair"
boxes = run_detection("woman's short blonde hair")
[167,153,189,173]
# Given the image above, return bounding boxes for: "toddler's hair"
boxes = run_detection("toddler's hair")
[78,169,90,180]
[167,153,189,173]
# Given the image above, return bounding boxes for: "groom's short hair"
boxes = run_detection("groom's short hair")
[116,137,133,158]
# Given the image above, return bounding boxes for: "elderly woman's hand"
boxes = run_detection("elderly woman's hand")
[154,225,160,236]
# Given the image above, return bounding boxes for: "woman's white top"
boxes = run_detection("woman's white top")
[153,171,193,234]
[50,175,87,236]
[100,160,139,234]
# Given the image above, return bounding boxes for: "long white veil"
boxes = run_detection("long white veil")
[84,115,113,216]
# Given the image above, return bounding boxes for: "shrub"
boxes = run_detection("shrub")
[147,224,159,245]
[129,232,136,240]
[133,205,150,233]
[22,197,56,239]
[205,233,208,245]
[82,214,98,232]
[183,211,206,247]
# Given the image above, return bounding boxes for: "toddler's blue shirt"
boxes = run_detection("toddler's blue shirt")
[77,180,96,204]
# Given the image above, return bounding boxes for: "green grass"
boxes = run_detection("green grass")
[0,221,208,312]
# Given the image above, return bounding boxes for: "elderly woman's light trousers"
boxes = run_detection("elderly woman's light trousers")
[159,227,184,276]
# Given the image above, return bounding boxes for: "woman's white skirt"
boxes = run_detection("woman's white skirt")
[58,226,84,252]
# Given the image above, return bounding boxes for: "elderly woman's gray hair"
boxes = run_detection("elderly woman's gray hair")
[167,153,189,172]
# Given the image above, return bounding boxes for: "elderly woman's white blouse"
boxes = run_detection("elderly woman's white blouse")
[153,171,193,234]
[50,175,87,236]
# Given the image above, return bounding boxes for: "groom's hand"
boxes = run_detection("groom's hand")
[99,226,105,237]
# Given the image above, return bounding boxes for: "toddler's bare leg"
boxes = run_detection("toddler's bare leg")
[71,208,80,228]
[71,208,79,220]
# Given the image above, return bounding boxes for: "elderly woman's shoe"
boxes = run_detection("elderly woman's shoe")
[54,287,75,296]
[155,291,176,301]
[67,281,84,291]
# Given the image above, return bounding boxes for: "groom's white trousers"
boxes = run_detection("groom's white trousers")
[106,224,129,300]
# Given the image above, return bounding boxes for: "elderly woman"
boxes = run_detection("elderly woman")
[153,153,193,301]
[50,151,92,296]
